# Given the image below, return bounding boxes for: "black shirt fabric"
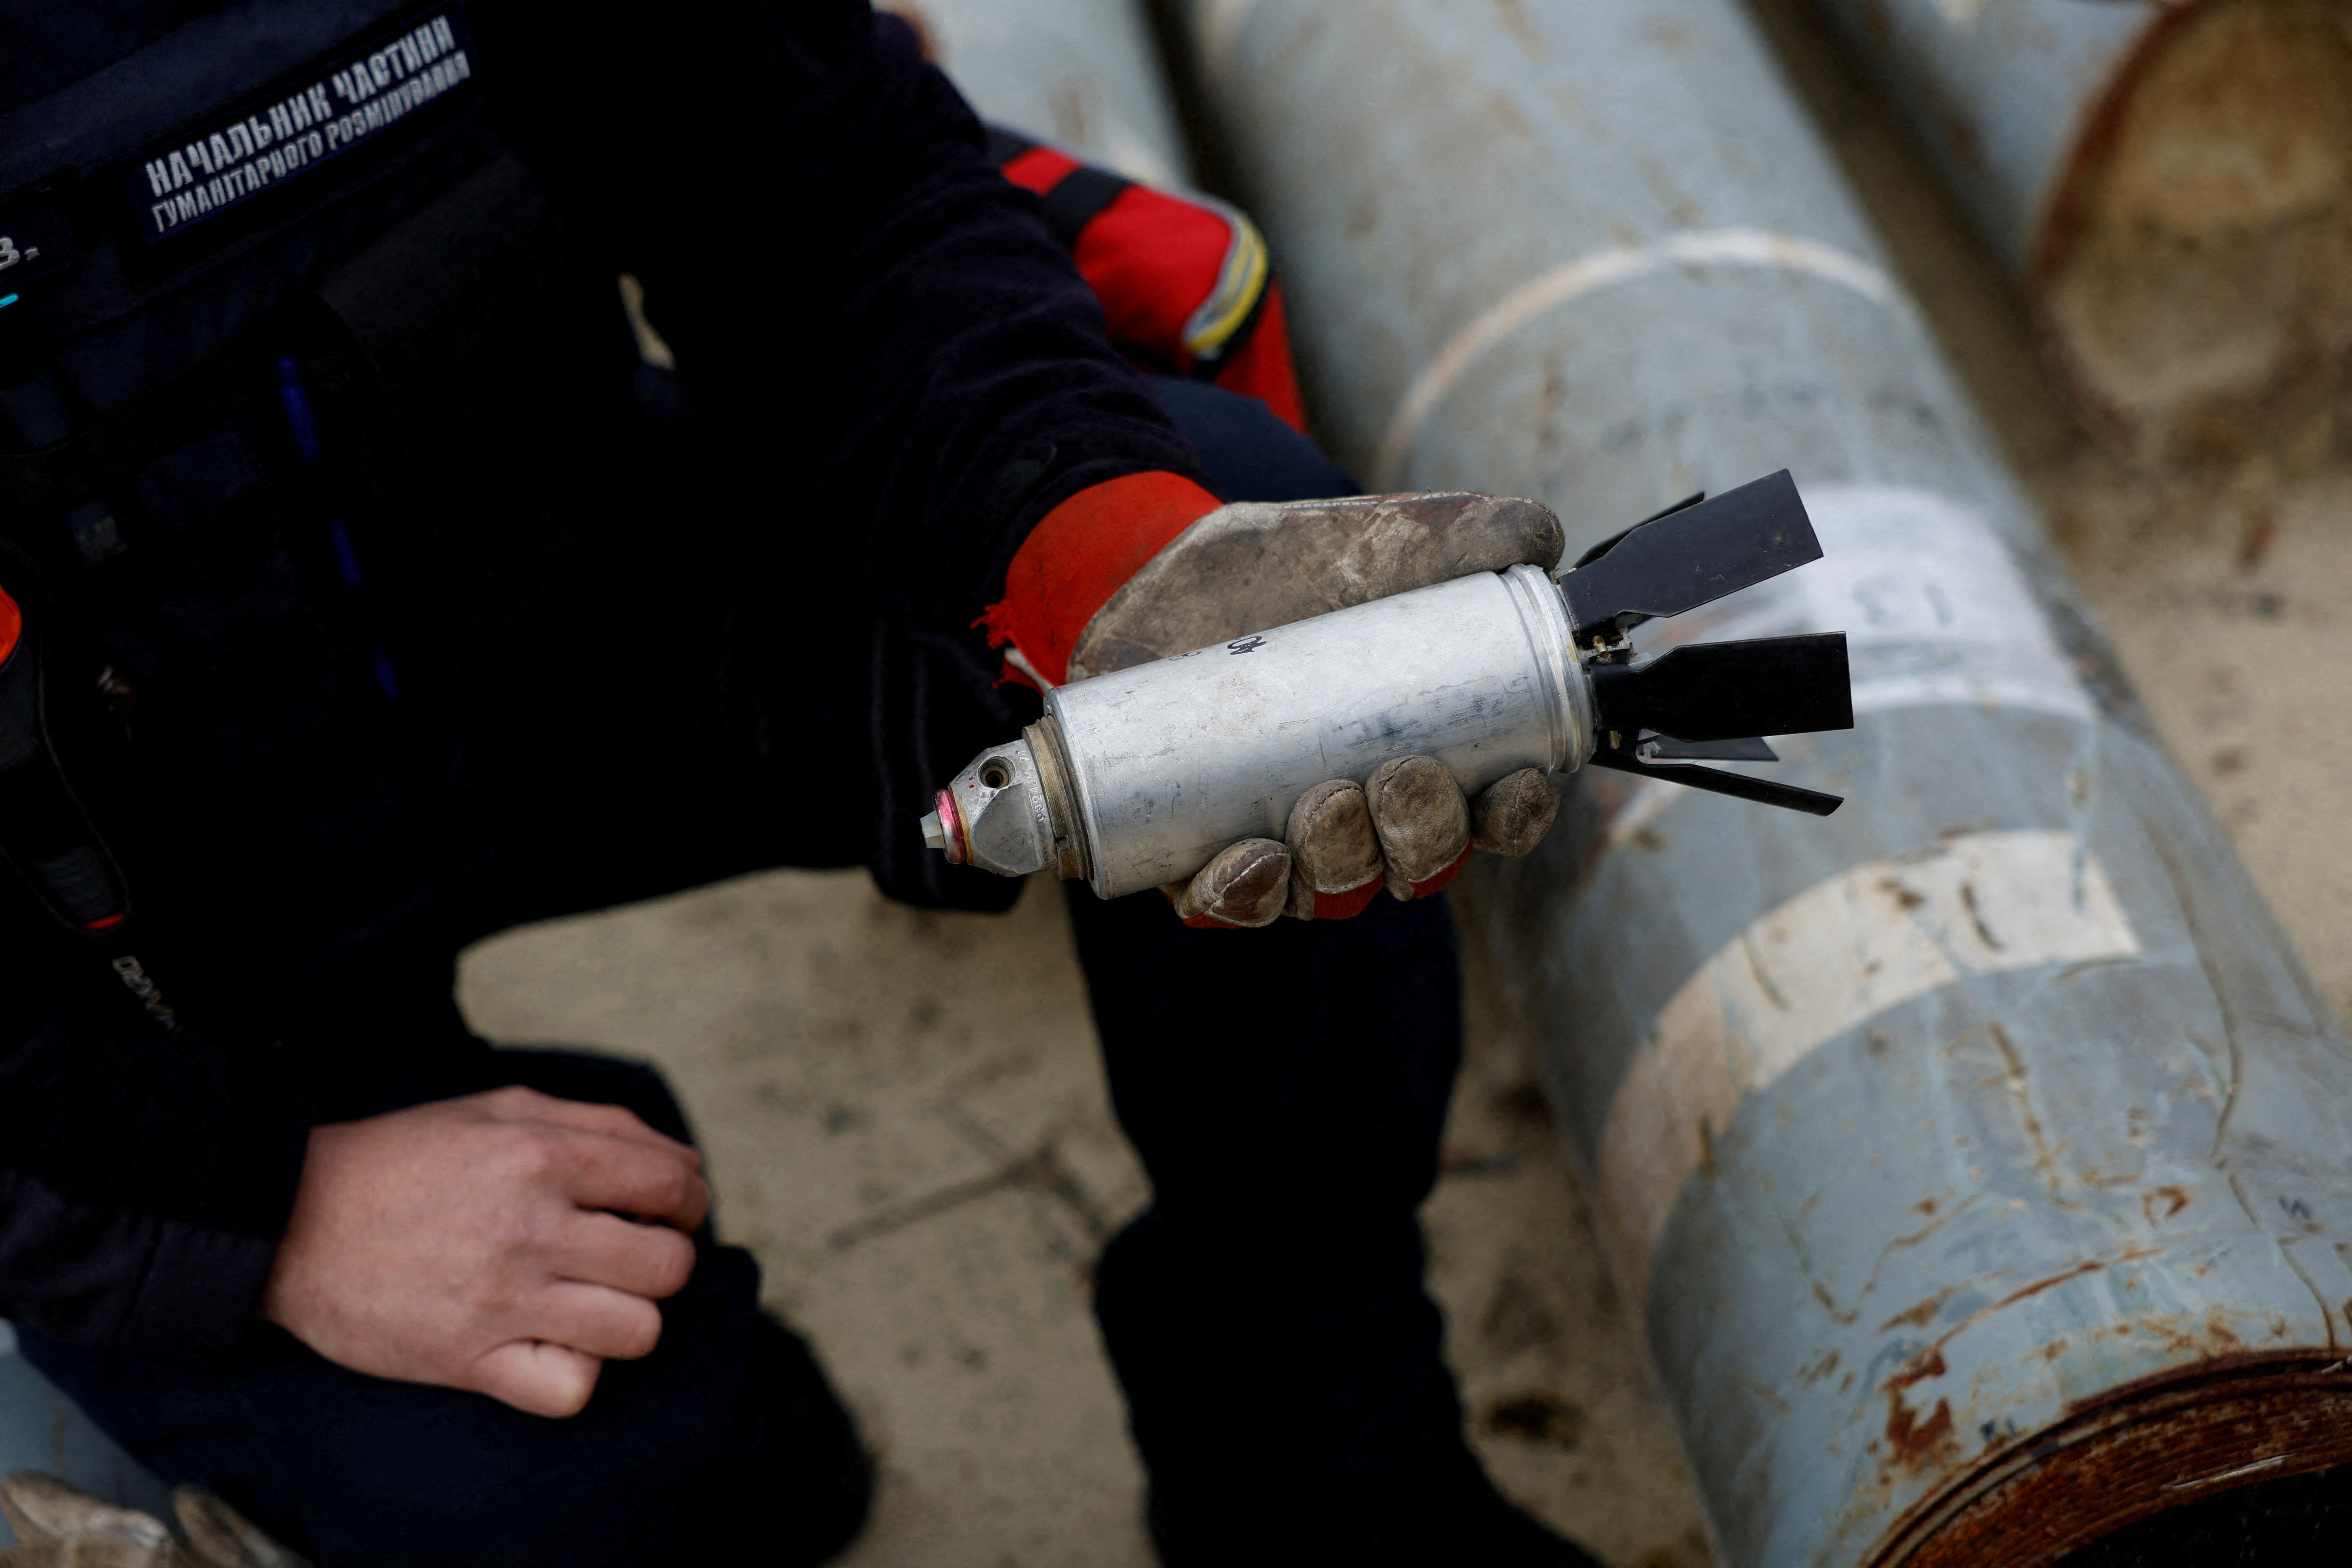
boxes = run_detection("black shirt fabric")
[0,0,1204,1354]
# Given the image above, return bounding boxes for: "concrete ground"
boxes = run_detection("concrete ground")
[459,869,1714,1568]
[457,6,2352,1566]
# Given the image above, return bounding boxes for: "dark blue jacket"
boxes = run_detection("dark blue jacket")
[0,0,1200,1354]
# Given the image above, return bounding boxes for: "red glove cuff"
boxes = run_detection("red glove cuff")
[1408,845,1474,900]
[978,470,1223,689]
[1313,882,1383,922]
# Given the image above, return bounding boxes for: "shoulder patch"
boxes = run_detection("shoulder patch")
[122,8,480,246]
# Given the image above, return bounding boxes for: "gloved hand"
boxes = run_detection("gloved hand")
[0,1473,309,1568]
[981,475,1566,928]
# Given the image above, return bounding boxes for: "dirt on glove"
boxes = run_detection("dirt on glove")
[1167,837,1292,927]
[1365,757,1471,897]
[0,1475,308,1568]
[1284,779,1385,918]
[1470,769,1559,857]
[1069,492,1564,679]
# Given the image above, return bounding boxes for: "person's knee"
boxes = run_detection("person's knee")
[472,1048,699,1148]
[1144,376,1356,503]
[24,1249,770,1568]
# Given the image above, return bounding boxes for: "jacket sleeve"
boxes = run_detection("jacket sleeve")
[476,0,1207,634]
[0,0,1180,1348]
[475,0,1211,909]
[0,897,312,1355]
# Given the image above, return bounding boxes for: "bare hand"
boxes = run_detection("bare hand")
[263,1086,710,1418]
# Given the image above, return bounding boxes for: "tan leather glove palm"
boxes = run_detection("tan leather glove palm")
[0,1474,309,1568]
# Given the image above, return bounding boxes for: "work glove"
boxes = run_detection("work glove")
[0,1473,309,1568]
[980,474,1566,929]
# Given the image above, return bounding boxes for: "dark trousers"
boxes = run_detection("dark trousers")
[22,381,1467,1563]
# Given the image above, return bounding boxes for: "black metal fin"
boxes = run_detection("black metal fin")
[1638,733,1777,762]
[1586,748,1844,816]
[1561,470,1821,635]
[1589,633,1852,745]
[1570,491,1706,570]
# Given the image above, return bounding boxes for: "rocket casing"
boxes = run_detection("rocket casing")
[928,564,1594,897]
[1047,563,1589,898]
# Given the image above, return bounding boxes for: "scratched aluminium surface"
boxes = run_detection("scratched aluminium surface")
[886,0,1191,186]
[1179,0,2352,1563]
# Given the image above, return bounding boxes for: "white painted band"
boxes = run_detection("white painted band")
[1594,829,2140,1301]
[1664,486,2087,708]
[1374,230,1906,487]
[1597,485,2094,854]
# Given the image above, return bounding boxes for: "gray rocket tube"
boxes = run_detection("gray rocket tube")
[885,0,1192,185]
[1802,0,2352,464]
[0,1325,171,1542]
[1179,0,2352,1563]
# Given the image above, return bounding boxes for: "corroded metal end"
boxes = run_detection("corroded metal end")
[927,740,1054,879]
[1022,717,1091,883]
[922,726,1089,882]
[923,790,962,864]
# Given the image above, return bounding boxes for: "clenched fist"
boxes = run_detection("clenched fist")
[1167,759,1558,929]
